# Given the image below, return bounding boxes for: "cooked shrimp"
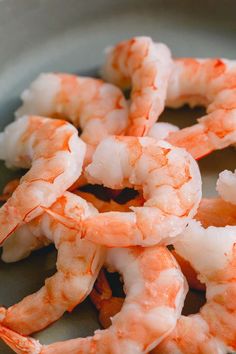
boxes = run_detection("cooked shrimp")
[196,197,236,228]
[0,192,105,335]
[82,136,201,247]
[217,169,236,205]
[167,110,236,159]
[89,251,204,331]
[167,58,236,109]
[171,250,205,292]
[90,269,124,329]
[0,245,187,353]
[94,197,236,313]
[165,58,236,159]
[0,179,20,202]
[172,195,236,292]
[16,73,128,156]
[0,115,85,244]
[0,178,49,262]
[1,190,143,263]
[1,224,50,263]
[102,36,172,136]
[74,190,144,212]
[148,122,179,141]
[152,220,236,354]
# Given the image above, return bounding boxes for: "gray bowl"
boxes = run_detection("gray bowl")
[0,1,235,352]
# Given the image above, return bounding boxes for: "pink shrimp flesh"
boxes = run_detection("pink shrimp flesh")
[0,245,187,354]
[0,115,85,244]
[15,73,128,155]
[152,220,236,354]
[165,58,236,159]
[0,192,105,335]
[102,36,172,136]
[82,136,201,247]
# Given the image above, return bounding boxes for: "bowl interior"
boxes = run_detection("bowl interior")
[0,0,235,352]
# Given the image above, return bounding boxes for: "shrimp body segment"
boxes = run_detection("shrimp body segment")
[153,220,236,354]
[167,58,236,110]
[102,36,172,136]
[83,136,201,247]
[16,73,128,149]
[195,197,236,228]
[0,116,85,244]
[166,58,236,159]
[0,246,187,354]
[0,192,105,335]
[1,190,144,263]
[148,122,179,141]
[217,169,236,205]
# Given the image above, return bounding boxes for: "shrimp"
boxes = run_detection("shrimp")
[82,136,201,247]
[148,122,179,141]
[0,245,187,353]
[171,250,205,292]
[0,178,49,262]
[166,110,236,159]
[89,251,205,331]
[195,197,236,228]
[90,269,124,329]
[15,73,128,162]
[74,190,144,212]
[1,224,51,263]
[0,192,105,335]
[217,169,236,205]
[152,220,236,354]
[0,115,85,244]
[102,36,172,136]
[172,195,236,292]
[165,58,236,159]
[0,179,20,202]
[1,189,143,263]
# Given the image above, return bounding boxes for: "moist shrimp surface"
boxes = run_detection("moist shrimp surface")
[102,36,172,136]
[1,189,144,263]
[0,115,85,244]
[217,169,236,205]
[195,197,236,228]
[165,58,236,159]
[0,245,187,354]
[0,192,105,335]
[15,74,128,160]
[152,220,236,354]
[82,136,201,247]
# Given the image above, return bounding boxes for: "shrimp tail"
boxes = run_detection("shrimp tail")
[0,325,41,354]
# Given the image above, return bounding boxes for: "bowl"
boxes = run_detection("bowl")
[0,1,235,352]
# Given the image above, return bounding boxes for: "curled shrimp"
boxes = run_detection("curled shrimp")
[0,192,105,335]
[0,115,85,244]
[164,58,236,159]
[82,136,201,247]
[89,252,204,332]
[102,36,172,136]
[0,245,187,354]
[152,220,236,354]
[1,185,143,262]
[16,73,128,162]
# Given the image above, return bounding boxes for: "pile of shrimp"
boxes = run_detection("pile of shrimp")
[0,36,236,354]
